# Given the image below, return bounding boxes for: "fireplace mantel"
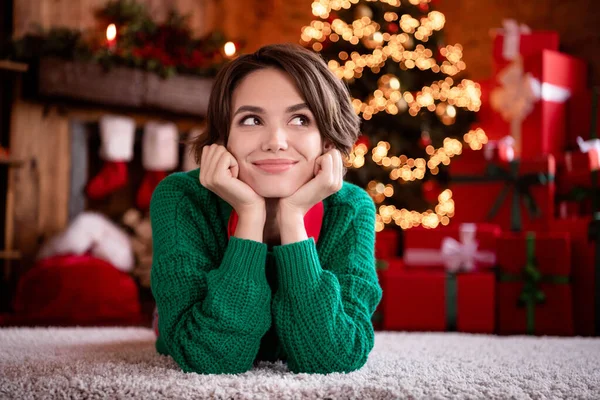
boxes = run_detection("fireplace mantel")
[32,57,214,118]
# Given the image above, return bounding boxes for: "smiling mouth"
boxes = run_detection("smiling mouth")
[253,162,297,174]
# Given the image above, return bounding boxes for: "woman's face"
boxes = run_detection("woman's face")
[227,67,326,198]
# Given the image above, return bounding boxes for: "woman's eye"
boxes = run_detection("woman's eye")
[240,116,261,126]
[290,115,310,126]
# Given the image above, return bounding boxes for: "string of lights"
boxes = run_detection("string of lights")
[302,0,483,230]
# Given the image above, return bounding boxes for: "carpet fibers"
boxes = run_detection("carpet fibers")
[1,327,599,399]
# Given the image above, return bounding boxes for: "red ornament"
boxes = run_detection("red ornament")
[355,135,370,148]
[422,180,442,204]
[419,131,432,147]
[435,45,445,62]
[418,3,429,12]
[388,23,399,34]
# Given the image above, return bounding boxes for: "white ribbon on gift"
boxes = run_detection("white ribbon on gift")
[483,135,515,162]
[575,136,600,171]
[490,58,572,156]
[499,19,531,61]
[403,223,497,273]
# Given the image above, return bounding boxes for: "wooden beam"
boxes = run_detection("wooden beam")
[0,60,28,73]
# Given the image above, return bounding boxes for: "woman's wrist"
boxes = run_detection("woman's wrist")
[234,208,266,243]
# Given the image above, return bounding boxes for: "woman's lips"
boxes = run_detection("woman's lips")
[253,162,296,173]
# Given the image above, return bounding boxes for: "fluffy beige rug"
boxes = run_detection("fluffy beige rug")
[1,327,599,399]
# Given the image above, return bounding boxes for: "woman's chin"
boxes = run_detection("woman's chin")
[255,188,297,199]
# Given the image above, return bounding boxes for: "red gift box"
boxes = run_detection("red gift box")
[496,232,573,336]
[375,228,399,260]
[549,218,596,336]
[449,148,555,232]
[487,50,587,158]
[372,267,388,331]
[566,89,600,149]
[492,21,559,75]
[403,223,500,272]
[556,149,599,196]
[382,269,495,333]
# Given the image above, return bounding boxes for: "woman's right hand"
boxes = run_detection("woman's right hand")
[199,144,265,216]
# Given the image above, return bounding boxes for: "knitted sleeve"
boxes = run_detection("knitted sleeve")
[271,191,382,374]
[150,174,272,374]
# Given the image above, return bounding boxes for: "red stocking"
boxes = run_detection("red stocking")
[136,170,168,211]
[86,161,129,200]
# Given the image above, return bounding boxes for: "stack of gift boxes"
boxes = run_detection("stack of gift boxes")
[372,20,600,337]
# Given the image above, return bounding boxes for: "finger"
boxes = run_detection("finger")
[207,145,227,182]
[228,152,239,179]
[215,151,235,179]
[332,149,343,188]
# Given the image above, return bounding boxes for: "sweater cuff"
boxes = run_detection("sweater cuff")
[220,237,268,282]
[273,238,322,292]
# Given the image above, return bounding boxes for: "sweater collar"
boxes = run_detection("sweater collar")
[227,201,325,243]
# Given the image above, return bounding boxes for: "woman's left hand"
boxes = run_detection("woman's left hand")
[278,148,344,218]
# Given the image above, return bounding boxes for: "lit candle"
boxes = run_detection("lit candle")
[223,41,237,58]
[106,24,117,52]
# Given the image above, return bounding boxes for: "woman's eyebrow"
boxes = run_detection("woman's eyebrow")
[233,103,309,117]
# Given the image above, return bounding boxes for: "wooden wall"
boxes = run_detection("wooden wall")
[7,0,600,269]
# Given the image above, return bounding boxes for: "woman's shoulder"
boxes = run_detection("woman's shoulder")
[325,181,375,212]
[151,168,218,213]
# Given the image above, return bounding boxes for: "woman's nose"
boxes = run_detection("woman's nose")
[262,125,289,152]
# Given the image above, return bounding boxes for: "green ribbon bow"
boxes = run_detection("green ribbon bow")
[497,232,570,335]
[452,161,553,232]
[446,272,458,331]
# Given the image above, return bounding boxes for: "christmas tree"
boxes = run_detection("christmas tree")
[300,0,485,231]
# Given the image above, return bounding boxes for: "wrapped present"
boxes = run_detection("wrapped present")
[372,265,388,331]
[488,50,587,158]
[403,223,500,272]
[382,269,495,333]
[492,19,559,75]
[496,231,573,336]
[549,218,596,336]
[556,138,600,195]
[566,88,600,149]
[449,148,555,232]
[375,228,400,260]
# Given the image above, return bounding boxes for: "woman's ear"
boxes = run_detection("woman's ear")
[323,140,335,152]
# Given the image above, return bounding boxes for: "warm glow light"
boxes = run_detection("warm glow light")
[106,24,117,41]
[224,42,237,57]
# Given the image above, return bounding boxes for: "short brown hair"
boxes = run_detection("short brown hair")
[190,43,361,164]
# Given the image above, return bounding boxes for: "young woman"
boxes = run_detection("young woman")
[150,43,382,375]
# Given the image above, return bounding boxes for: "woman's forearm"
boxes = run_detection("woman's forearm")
[234,209,266,243]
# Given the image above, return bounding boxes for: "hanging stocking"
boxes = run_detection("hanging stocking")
[86,115,135,200]
[136,121,179,210]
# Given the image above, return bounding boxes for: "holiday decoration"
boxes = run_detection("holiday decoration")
[488,50,587,158]
[0,254,142,327]
[566,87,600,149]
[137,121,179,210]
[300,0,481,230]
[496,232,573,336]
[87,115,136,200]
[403,223,500,273]
[36,211,135,272]
[5,0,240,79]
[383,269,495,333]
[449,148,555,232]
[549,218,596,336]
[491,19,559,75]
[2,0,240,116]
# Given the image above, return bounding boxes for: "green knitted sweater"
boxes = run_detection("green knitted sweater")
[150,169,382,375]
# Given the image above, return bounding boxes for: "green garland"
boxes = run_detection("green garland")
[2,0,243,78]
